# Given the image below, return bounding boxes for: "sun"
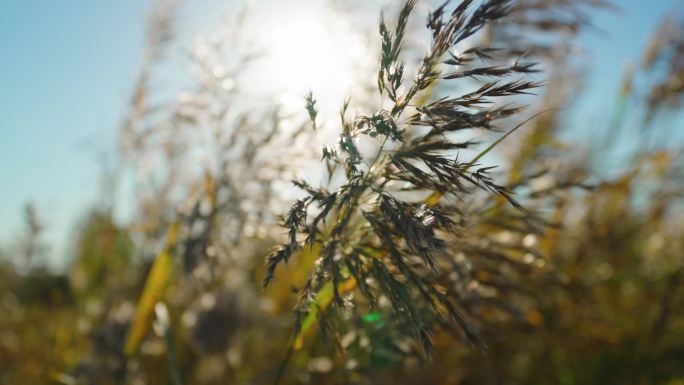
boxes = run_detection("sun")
[258,6,370,114]
[270,18,349,93]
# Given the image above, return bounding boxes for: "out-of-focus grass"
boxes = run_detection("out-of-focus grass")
[1,1,683,385]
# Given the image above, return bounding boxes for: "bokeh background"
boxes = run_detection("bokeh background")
[2,0,683,267]
[1,0,683,384]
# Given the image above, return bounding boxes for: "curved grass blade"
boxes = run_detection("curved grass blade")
[124,220,179,357]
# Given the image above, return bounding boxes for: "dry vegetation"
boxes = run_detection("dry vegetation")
[1,1,683,384]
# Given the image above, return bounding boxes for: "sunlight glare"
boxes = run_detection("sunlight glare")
[263,11,365,114]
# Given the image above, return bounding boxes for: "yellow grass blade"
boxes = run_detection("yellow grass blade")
[124,220,179,357]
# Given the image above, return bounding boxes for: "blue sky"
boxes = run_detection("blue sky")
[0,0,233,267]
[0,0,681,268]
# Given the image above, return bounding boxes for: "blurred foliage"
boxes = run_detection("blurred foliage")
[69,211,135,297]
[1,1,684,385]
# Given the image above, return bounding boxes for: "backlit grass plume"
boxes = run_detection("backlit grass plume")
[264,0,543,356]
